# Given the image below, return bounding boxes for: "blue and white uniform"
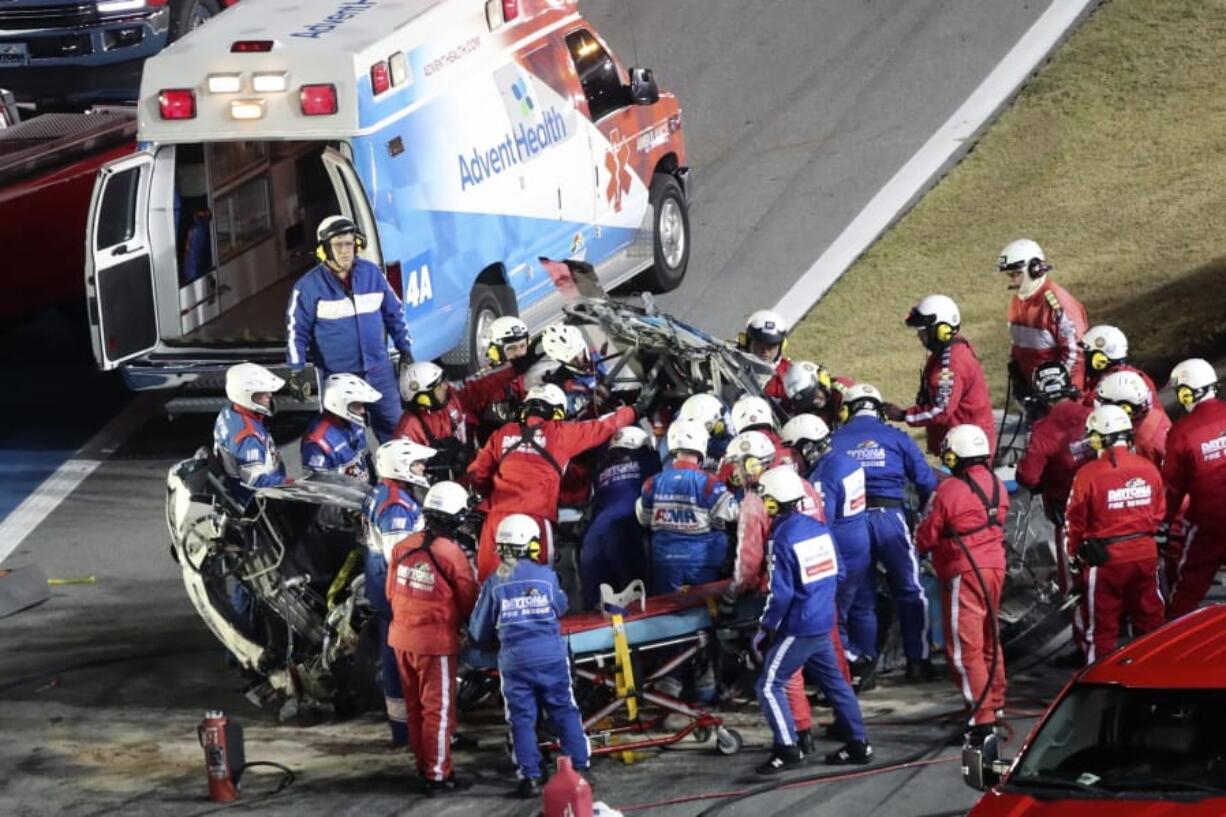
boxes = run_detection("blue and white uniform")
[362,479,424,745]
[212,405,289,506]
[831,414,938,661]
[808,451,873,661]
[469,559,589,780]
[756,511,866,748]
[286,258,412,442]
[580,445,661,607]
[637,460,738,594]
[300,414,372,482]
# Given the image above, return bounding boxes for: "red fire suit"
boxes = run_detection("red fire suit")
[904,338,996,456]
[1083,363,1160,412]
[1163,398,1226,618]
[1007,280,1089,389]
[386,530,480,782]
[1065,447,1166,664]
[395,365,521,450]
[1132,407,1171,468]
[763,357,792,400]
[915,465,1009,726]
[467,406,637,580]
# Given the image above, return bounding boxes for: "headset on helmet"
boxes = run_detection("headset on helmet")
[610,425,652,450]
[678,393,728,437]
[782,360,833,409]
[738,309,789,359]
[1080,325,1128,373]
[723,430,775,486]
[940,424,991,470]
[1032,363,1079,403]
[1084,404,1133,452]
[780,413,832,468]
[522,383,568,421]
[731,395,777,433]
[483,316,530,365]
[374,439,438,488]
[316,215,367,263]
[540,323,590,372]
[1094,370,1150,418]
[1168,357,1218,411]
[997,238,1051,279]
[225,362,285,417]
[322,373,382,427]
[399,361,448,409]
[839,383,884,424]
[495,513,543,562]
[905,294,961,347]
[756,465,807,517]
[667,418,710,457]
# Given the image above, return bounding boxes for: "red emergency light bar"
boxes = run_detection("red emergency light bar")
[300,84,338,116]
[158,88,196,120]
[231,40,274,53]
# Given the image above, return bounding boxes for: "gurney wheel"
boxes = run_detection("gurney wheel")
[692,726,712,744]
[715,727,743,756]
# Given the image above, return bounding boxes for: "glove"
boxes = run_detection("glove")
[882,402,907,423]
[287,370,311,401]
[751,628,772,663]
[716,590,738,621]
[397,351,414,379]
[633,380,661,417]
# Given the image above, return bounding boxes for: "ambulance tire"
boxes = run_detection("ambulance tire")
[170,0,220,42]
[446,283,514,374]
[642,173,689,293]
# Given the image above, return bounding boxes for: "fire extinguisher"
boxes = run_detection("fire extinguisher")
[198,710,246,802]
[541,756,593,817]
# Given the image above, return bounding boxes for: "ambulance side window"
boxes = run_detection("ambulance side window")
[565,29,627,121]
[96,167,140,249]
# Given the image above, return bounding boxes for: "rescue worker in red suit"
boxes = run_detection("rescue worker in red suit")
[730,395,788,465]
[475,316,533,441]
[882,294,995,457]
[1015,364,1093,598]
[539,322,607,507]
[1079,325,1159,410]
[737,309,792,399]
[1094,369,1169,467]
[915,425,1009,740]
[998,238,1089,398]
[466,382,648,581]
[1065,405,1166,664]
[395,360,525,480]
[782,360,841,430]
[385,481,479,793]
[1162,358,1226,619]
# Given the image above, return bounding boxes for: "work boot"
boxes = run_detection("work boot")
[514,777,542,799]
[851,656,878,693]
[904,658,937,683]
[797,730,816,756]
[756,744,804,775]
[423,775,460,797]
[825,740,873,766]
[823,719,852,742]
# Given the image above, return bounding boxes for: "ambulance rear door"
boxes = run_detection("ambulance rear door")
[320,146,383,266]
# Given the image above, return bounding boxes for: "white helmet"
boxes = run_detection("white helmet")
[742,309,789,350]
[523,382,568,419]
[905,294,961,345]
[610,426,652,450]
[998,238,1051,298]
[495,513,542,560]
[1094,370,1151,417]
[399,361,447,408]
[780,413,831,449]
[842,383,884,417]
[941,424,991,468]
[422,480,470,517]
[782,360,833,407]
[483,316,530,365]
[678,393,727,436]
[225,362,285,417]
[1081,325,1129,373]
[374,439,437,487]
[1085,404,1133,450]
[321,373,382,427]
[731,395,777,433]
[540,323,589,370]
[757,465,808,510]
[725,430,777,463]
[666,418,710,456]
[1168,358,1218,411]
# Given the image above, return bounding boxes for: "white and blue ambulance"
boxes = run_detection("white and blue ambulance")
[84,0,689,392]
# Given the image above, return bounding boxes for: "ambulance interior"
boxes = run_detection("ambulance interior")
[165,140,341,347]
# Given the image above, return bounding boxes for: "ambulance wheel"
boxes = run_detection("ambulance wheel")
[715,726,742,756]
[641,173,689,293]
[170,0,219,41]
[446,283,514,374]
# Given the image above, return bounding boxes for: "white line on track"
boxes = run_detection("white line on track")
[773,0,1101,327]
[0,393,162,566]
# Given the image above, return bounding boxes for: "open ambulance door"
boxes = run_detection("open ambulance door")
[85,151,159,370]
[320,147,382,266]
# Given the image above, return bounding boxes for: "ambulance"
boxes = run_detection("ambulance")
[84,0,689,392]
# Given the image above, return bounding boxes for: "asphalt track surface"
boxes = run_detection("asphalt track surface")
[1,2,1074,815]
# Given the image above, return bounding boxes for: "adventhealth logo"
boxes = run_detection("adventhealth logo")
[459,105,567,190]
[291,0,377,39]
[510,78,534,117]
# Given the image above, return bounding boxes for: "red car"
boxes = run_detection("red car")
[964,604,1226,814]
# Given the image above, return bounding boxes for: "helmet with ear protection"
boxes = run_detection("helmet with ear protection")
[739,309,789,358]
[316,215,366,263]
[322,373,382,427]
[1032,363,1079,403]
[724,430,776,485]
[1168,358,1218,412]
[399,361,448,409]
[495,513,543,561]
[667,418,710,457]
[998,238,1051,299]
[940,424,991,470]
[678,393,728,437]
[483,316,529,365]
[1084,404,1133,452]
[757,465,807,517]
[540,323,590,371]
[1094,370,1150,418]
[731,395,777,433]
[522,383,568,420]
[780,413,831,470]
[782,360,833,408]
[905,294,961,347]
[840,383,884,423]
[1081,325,1128,373]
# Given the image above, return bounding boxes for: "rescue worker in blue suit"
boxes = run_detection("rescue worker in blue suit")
[782,413,878,692]
[362,438,437,745]
[580,425,661,608]
[637,419,740,594]
[753,466,872,773]
[213,363,290,507]
[469,514,590,799]
[658,392,733,466]
[830,383,940,683]
[286,216,413,443]
[300,373,382,482]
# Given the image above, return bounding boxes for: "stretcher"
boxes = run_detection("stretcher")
[549,579,745,759]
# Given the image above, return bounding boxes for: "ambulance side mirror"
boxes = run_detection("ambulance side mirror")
[628,67,659,105]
